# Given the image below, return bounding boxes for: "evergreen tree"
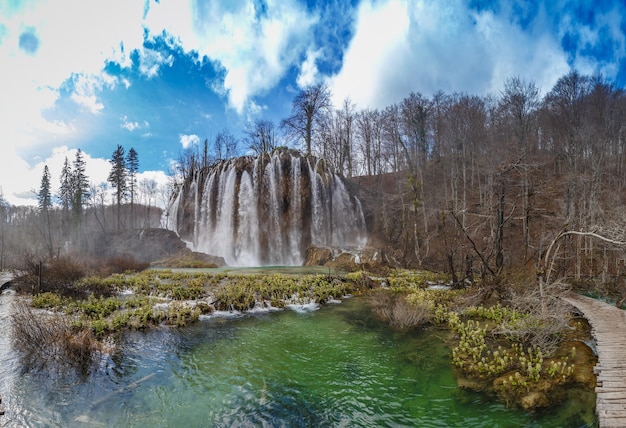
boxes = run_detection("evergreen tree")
[126,147,139,227]
[71,149,90,220]
[38,165,52,212]
[58,156,72,235]
[58,157,72,213]
[38,165,54,257]
[108,144,128,229]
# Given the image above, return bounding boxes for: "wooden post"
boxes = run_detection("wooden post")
[37,260,42,295]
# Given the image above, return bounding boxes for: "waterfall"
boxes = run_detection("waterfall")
[235,170,260,265]
[265,155,283,264]
[308,158,328,247]
[192,174,199,248]
[288,156,302,265]
[163,150,367,266]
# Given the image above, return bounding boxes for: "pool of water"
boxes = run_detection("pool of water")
[0,293,596,427]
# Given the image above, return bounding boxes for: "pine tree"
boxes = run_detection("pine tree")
[71,149,90,220]
[108,144,128,229]
[126,147,139,228]
[38,165,52,212]
[38,165,54,257]
[58,156,72,235]
[58,157,72,213]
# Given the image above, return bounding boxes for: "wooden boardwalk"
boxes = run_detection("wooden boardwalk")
[562,293,626,428]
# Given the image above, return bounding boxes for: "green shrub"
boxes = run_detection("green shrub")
[31,292,65,309]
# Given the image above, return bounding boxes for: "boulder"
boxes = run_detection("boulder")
[304,246,387,272]
[91,228,225,266]
[304,246,333,266]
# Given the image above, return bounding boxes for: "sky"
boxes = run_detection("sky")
[1,0,625,207]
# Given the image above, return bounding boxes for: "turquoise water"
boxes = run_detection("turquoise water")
[0,296,596,427]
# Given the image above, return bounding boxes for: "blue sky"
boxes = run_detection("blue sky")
[1,0,625,206]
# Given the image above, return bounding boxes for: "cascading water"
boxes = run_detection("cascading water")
[163,150,367,266]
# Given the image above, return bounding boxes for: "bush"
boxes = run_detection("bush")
[90,255,150,277]
[11,301,103,376]
[14,253,150,298]
[13,255,87,297]
[370,290,433,329]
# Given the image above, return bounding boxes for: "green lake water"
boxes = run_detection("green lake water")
[0,295,596,427]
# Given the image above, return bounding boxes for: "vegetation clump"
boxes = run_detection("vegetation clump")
[366,269,595,412]
[18,269,373,345]
[443,300,586,411]
[386,269,450,290]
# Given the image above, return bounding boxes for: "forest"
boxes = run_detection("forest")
[2,69,626,303]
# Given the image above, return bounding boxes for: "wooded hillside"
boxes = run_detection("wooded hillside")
[333,71,626,291]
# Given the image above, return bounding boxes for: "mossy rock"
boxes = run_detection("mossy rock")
[519,391,549,411]
[456,375,490,392]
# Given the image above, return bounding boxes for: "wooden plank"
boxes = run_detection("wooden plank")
[598,407,626,413]
[598,370,626,374]
[598,375,626,380]
[562,294,626,428]
[597,382,626,388]
[598,413,626,418]
[596,388,626,394]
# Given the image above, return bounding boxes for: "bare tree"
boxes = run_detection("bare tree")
[89,183,108,232]
[245,119,277,155]
[280,83,332,155]
[541,70,591,174]
[337,98,356,177]
[356,108,384,176]
[140,178,158,228]
[499,77,540,150]
[214,130,239,161]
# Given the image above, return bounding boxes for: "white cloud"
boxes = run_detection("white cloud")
[297,48,322,88]
[327,0,410,108]
[71,93,104,115]
[0,0,146,149]
[179,134,200,149]
[121,117,140,132]
[557,2,626,82]
[328,0,570,109]
[121,116,149,132]
[144,0,318,114]
[69,72,120,114]
[138,47,174,78]
[0,148,37,206]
